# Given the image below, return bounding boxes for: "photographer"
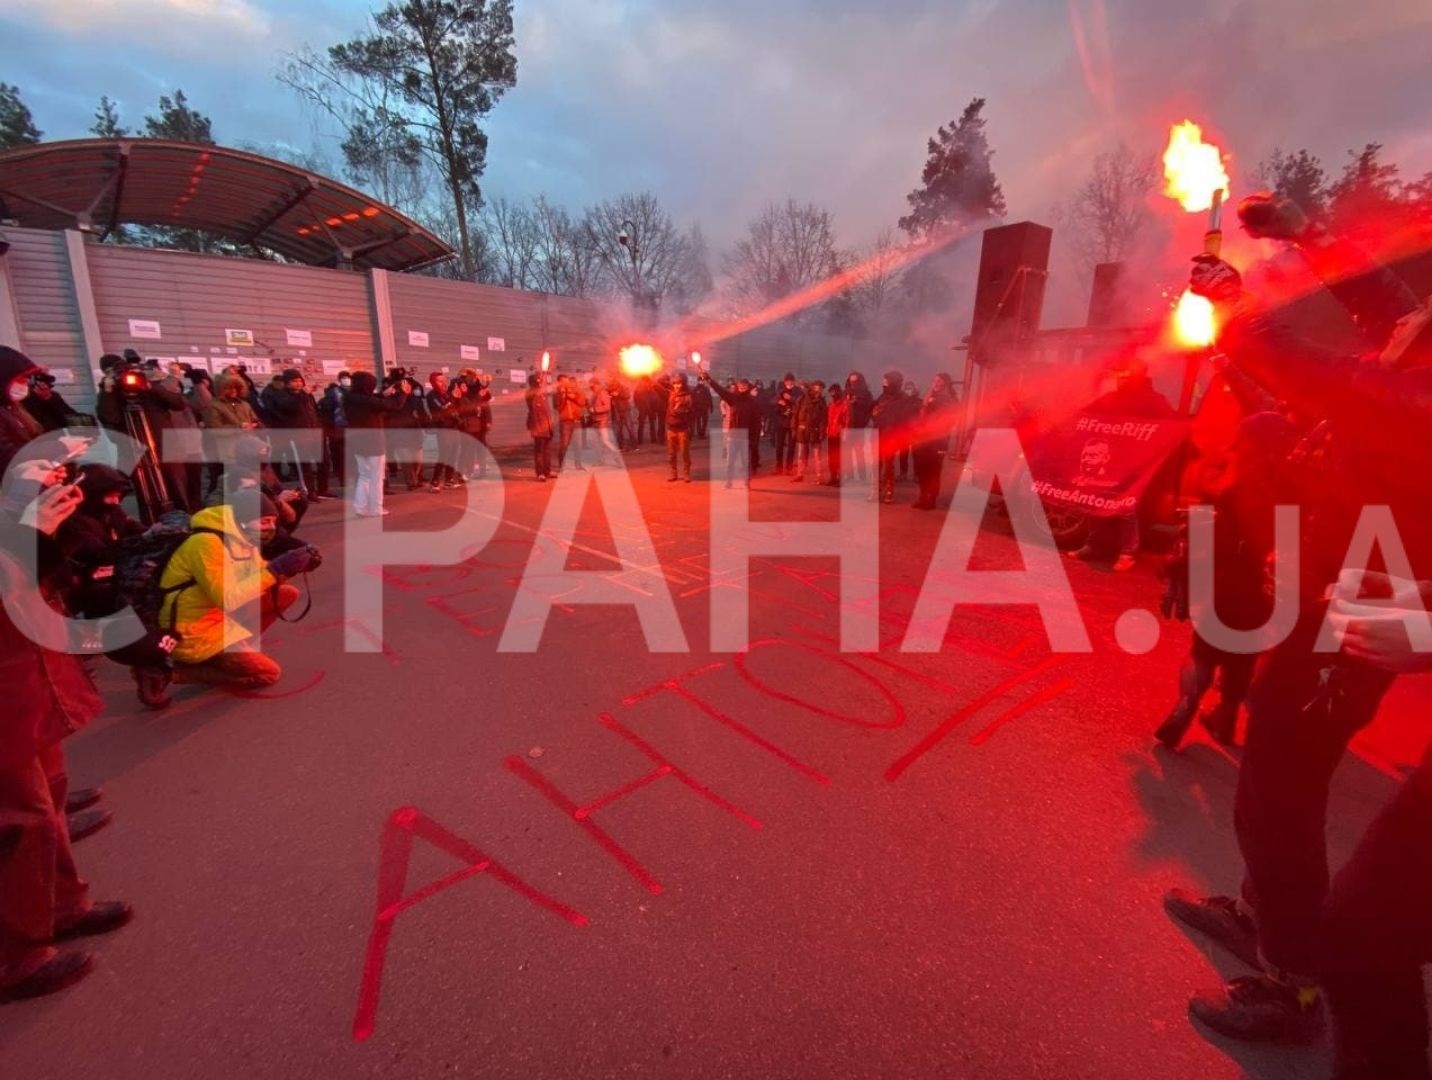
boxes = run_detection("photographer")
[1164,195,1432,1060]
[424,372,462,491]
[383,369,424,491]
[157,494,313,689]
[20,374,74,434]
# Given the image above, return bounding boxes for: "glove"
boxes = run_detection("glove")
[1236,193,1311,242]
[1189,254,1243,303]
[268,547,316,579]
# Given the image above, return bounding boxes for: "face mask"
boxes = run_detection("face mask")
[9,381,28,403]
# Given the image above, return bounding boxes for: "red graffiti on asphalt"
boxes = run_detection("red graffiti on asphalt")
[352,807,587,1042]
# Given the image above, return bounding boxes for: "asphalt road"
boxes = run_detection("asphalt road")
[3,441,1426,1080]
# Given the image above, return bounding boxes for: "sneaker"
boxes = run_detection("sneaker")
[55,901,135,941]
[1189,975,1324,1043]
[1112,554,1137,572]
[1069,544,1098,561]
[133,666,173,710]
[428,483,442,493]
[0,951,94,1002]
[667,475,680,483]
[67,809,113,843]
[538,475,548,483]
[1163,889,1262,968]
[684,476,692,484]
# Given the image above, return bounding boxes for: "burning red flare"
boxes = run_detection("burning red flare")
[1171,290,1217,348]
[619,344,663,378]
[1162,120,1230,214]
[540,351,551,372]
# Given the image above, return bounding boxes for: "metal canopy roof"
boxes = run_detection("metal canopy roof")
[0,138,455,272]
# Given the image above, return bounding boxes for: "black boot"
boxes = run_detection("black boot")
[1155,698,1198,749]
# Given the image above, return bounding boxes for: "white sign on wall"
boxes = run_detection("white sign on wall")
[408,330,430,348]
[245,357,273,376]
[460,344,481,362]
[286,329,313,348]
[508,368,527,385]
[128,319,162,340]
[49,369,77,385]
[322,359,349,376]
[487,337,506,353]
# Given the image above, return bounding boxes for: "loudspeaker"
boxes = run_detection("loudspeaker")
[969,221,1052,366]
[1086,261,1126,327]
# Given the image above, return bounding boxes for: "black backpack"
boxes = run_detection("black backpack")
[105,512,226,642]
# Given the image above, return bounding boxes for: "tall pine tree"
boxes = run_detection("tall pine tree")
[0,83,42,150]
[91,95,127,139]
[899,98,1006,238]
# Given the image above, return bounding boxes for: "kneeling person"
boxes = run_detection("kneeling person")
[159,496,315,688]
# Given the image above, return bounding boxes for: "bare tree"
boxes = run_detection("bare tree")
[527,195,603,297]
[583,192,697,309]
[722,199,841,315]
[478,196,539,289]
[1060,144,1158,273]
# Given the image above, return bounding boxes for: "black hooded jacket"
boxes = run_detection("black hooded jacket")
[0,345,43,476]
[845,373,874,428]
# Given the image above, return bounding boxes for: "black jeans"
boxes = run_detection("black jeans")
[1235,612,1393,975]
[913,442,944,504]
[1320,747,1432,1079]
[531,435,552,478]
[774,425,796,474]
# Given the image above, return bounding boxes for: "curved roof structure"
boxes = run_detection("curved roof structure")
[0,138,454,272]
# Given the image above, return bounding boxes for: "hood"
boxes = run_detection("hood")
[881,369,905,393]
[78,464,132,503]
[0,345,39,389]
[351,371,378,394]
[846,372,870,395]
[214,371,247,397]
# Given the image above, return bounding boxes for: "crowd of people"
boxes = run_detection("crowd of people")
[3,188,1432,1078]
[516,365,964,505]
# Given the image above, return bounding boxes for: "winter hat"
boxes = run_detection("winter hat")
[883,369,905,390]
[78,464,131,504]
[281,368,303,382]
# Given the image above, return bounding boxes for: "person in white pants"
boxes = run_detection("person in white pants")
[341,371,399,517]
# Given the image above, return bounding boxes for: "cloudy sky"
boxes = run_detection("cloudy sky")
[2,0,1431,255]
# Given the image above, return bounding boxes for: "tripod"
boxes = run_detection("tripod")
[122,396,174,524]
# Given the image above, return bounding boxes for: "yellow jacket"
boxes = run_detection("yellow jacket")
[159,505,276,663]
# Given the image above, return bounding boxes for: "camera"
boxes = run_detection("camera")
[303,543,323,572]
